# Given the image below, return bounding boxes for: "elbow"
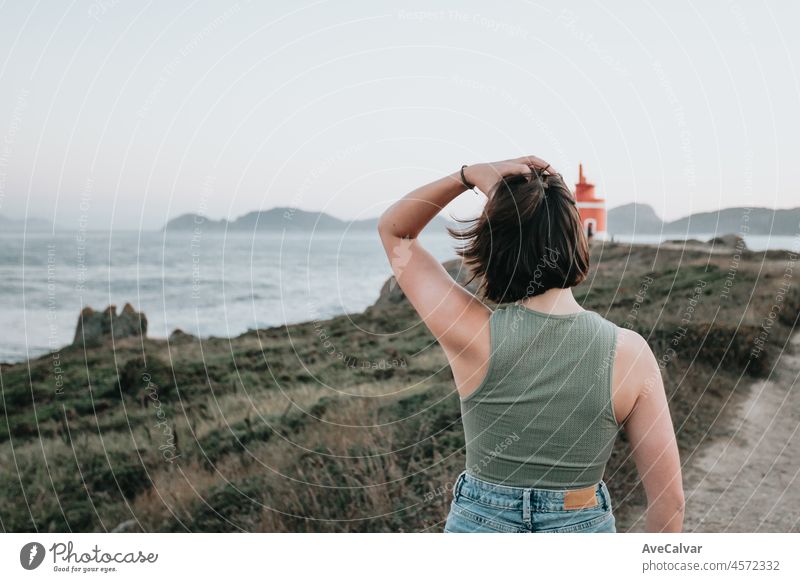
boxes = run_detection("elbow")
[673,491,686,514]
[643,471,685,513]
[377,212,395,240]
[377,213,388,236]
[666,480,686,510]
[377,207,416,241]
[650,489,685,515]
[644,491,685,533]
[667,492,685,515]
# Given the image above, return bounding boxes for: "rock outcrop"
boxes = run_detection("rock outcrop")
[72,303,148,347]
[168,328,197,344]
[709,234,748,250]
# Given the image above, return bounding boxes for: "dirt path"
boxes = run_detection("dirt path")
[627,331,800,533]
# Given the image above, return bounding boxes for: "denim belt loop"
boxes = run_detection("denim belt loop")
[522,488,532,526]
[452,471,466,501]
[599,480,610,511]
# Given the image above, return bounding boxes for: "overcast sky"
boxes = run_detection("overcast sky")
[0,0,798,230]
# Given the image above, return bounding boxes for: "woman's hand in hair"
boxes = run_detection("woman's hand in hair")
[513,155,557,175]
[464,156,555,197]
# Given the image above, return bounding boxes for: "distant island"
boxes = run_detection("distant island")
[162,207,455,234]
[163,202,800,235]
[3,203,799,236]
[166,204,800,236]
[608,203,800,236]
[0,214,54,232]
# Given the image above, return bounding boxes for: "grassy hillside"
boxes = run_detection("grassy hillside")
[1,240,798,532]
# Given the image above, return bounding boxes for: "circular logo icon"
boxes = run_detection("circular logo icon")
[20,542,46,570]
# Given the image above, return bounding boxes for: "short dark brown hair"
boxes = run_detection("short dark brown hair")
[449,171,590,303]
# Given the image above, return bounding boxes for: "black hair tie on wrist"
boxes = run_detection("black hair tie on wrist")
[460,165,479,195]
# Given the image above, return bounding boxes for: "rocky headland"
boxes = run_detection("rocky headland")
[0,238,798,532]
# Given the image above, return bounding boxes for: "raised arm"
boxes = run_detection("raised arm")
[376,158,544,396]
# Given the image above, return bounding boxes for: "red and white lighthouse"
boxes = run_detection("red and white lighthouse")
[574,164,606,240]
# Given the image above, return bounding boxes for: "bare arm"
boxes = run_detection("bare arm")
[377,170,490,396]
[377,158,546,396]
[621,333,685,532]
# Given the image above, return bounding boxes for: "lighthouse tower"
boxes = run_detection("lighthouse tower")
[574,164,606,240]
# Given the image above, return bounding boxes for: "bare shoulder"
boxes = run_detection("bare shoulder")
[614,326,654,365]
[611,326,659,424]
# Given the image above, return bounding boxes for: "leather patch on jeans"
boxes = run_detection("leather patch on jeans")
[563,485,599,510]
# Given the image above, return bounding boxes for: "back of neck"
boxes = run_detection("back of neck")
[517,288,584,315]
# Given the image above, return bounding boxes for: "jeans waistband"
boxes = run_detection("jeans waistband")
[453,470,611,513]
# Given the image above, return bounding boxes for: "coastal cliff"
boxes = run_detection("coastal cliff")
[0,239,797,532]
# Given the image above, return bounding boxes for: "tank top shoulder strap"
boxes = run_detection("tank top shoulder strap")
[593,312,620,427]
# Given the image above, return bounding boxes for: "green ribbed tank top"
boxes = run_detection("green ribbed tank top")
[460,303,620,488]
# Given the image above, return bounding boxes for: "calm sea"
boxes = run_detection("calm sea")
[0,230,457,364]
[1,230,797,363]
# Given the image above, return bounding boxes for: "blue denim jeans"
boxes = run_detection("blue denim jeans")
[443,470,616,533]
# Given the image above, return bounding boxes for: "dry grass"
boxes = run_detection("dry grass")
[1,240,798,531]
